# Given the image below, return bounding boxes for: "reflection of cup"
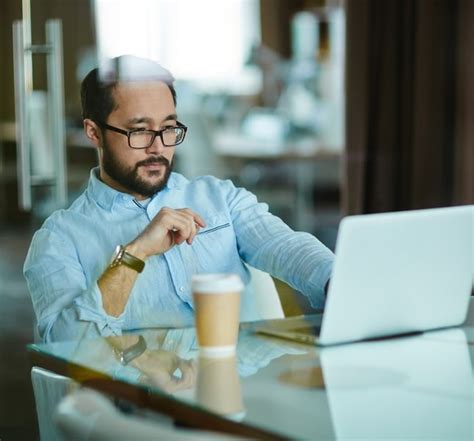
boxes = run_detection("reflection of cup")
[192,273,243,357]
[196,355,245,419]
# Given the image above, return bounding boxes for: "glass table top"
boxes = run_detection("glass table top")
[28,317,474,440]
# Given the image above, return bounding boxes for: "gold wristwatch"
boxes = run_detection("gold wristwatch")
[109,245,145,273]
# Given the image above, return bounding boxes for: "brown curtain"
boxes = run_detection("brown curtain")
[344,0,474,215]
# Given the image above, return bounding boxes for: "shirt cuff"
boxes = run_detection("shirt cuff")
[75,282,125,336]
[307,261,333,309]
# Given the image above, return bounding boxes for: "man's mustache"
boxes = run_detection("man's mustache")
[135,156,170,169]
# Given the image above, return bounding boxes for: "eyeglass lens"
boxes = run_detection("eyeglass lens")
[129,128,184,148]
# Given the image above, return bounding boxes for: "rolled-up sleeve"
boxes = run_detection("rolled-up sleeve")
[24,228,124,342]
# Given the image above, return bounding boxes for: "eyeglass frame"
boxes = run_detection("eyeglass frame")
[95,120,188,149]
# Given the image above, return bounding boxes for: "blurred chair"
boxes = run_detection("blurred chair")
[247,265,284,320]
[54,388,238,441]
[31,367,76,441]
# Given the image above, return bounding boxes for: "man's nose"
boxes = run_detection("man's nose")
[145,133,165,155]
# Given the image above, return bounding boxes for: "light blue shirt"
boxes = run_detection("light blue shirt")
[24,168,334,342]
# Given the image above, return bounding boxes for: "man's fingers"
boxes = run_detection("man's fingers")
[166,214,193,239]
[193,214,206,229]
[151,207,205,251]
[176,359,197,388]
[177,208,206,229]
[167,211,201,244]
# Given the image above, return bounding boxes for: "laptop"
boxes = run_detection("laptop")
[254,205,473,346]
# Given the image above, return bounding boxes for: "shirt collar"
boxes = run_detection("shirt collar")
[86,167,181,211]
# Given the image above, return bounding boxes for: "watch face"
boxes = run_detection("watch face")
[110,245,124,266]
[113,244,121,257]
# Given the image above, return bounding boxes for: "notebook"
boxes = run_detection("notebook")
[255,205,473,346]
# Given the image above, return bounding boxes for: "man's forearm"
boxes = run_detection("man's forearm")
[98,243,146,317]
[98,264,140,317]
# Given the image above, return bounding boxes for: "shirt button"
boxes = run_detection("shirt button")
[179,287,185,292]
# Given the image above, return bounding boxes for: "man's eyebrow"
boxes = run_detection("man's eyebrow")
[162,114,178,122]
[126,114,178,125]
[126,117,152,124]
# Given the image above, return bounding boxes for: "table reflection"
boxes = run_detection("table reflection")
[320,328,473,440]
[28,324,474,439]
[196,355,245,420]
[34,327,306,393]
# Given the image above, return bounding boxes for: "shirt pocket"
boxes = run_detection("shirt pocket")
[179,211,238,274]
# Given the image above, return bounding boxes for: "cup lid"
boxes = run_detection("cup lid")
[191,273,244,294]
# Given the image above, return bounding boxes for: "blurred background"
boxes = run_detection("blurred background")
[0,0,473,439]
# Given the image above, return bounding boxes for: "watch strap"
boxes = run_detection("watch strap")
[110,245,145,273]
[114,335,147,365]
[121,248,145,273]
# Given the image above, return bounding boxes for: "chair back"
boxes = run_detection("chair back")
[31,367,75,441]
[247,265,284,319]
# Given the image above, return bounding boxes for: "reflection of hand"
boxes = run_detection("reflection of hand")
[132,349,197,393]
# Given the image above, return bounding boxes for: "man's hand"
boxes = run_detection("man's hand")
[127,207,206,259]
[99,207,204,317]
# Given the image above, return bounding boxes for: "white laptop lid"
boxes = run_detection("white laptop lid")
[319,205,473,345]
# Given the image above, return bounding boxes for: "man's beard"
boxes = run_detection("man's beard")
[102,139,172,198]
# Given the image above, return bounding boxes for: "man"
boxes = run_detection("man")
[24,55,334,343]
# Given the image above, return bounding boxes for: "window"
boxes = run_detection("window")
[94,0,261,93]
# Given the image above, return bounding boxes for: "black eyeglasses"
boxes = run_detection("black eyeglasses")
[96,121,188,149]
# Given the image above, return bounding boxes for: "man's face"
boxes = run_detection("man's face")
[99,81,177,199]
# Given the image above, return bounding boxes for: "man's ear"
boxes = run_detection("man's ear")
[83,119,102,148]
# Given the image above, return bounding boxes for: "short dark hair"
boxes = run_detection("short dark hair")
[80,55,177,123]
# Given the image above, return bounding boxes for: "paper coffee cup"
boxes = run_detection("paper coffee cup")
[196,355,245,417]
[192,273,243,357]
